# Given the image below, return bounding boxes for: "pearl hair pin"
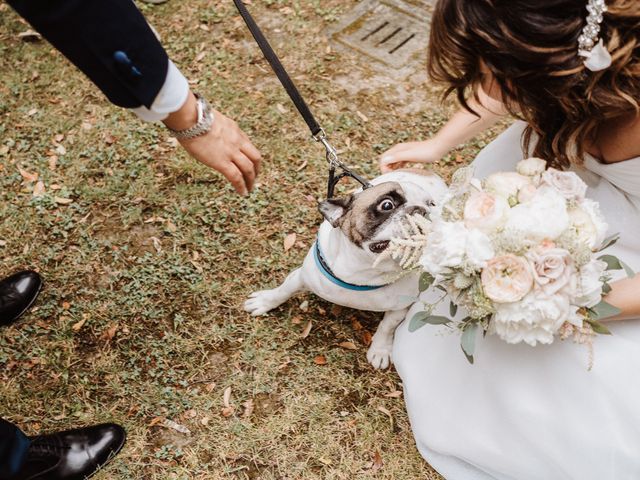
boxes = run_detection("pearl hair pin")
[578,0,613,72]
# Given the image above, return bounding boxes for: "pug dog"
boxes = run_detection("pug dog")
[244,170,448,369]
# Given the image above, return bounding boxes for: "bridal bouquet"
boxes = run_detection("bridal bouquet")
[388,158,633,364]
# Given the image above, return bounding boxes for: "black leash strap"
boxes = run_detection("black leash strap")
[233,0,373,198]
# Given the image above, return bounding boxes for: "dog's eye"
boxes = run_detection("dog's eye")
[378,199,395,212]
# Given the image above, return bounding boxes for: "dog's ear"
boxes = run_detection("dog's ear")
[318,196,352,227]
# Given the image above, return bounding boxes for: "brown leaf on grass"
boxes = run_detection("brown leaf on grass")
[48,155,58,170]
[242,399,254,419]
[62,301,71,310]
[284,233,297,252]
[360,330,373,346]
[291,316,302,325]
[32,181,45,197]
[384,391,403,398]
[19,168,38,183]
[54,197,73,205]
[27,108,38,117]
[221,406,235,417]
[100,324,118,342]
[195,51,206,63]
[372,450,384,472]
[148,416,164,427]
[71,317,87,332]
[223,386,232,408]
[104,134,116,145]
[314,355,327,365]
[301,321,312,339]
[356,110,369,122]
[54,134,65,142]
[337,341,358,350]
[162,418,191,436]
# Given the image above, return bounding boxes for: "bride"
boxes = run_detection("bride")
[380,0,640,478]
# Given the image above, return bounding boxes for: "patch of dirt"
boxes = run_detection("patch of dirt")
[251,392,284,420]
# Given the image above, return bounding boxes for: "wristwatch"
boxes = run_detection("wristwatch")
[167,94,214,140]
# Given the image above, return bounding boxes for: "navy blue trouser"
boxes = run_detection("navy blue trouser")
[0,419,30,479]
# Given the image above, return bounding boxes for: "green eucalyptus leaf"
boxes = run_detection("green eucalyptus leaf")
[591,300,622,321]
[585,319,612,335]
[598,255,623,271]
[621,260,635,278]
[461,323,479,358]
[419,272,435,293]
[602,283,612,295]
[449,302,458,317]
[462,346,474,365]
[409,312,451,332]
[598,233,620,252]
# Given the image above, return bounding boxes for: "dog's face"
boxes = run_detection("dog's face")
[318,181,435,256]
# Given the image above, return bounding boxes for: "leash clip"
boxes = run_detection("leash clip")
[313,128,340,168]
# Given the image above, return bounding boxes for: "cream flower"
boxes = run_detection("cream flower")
[516,157,547,177]
[420,221,494,276]
[491,291,579,346]
[504,186,569,241]
[572,259,607,308]
[463,191,510,234]
[481,254,534,303]
[576,199,608,250]
[517,184,538,203]
[541,168,588,201]
[526,244,574,295]
[484,172,532,200]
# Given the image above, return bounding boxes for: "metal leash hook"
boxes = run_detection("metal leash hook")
[313,129,373,199]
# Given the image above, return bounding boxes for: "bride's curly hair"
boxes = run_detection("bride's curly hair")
[428,0,640,168]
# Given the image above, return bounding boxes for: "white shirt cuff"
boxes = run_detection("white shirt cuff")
[131,60,189,122]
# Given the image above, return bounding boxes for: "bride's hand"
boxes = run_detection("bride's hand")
[379,139,447,173]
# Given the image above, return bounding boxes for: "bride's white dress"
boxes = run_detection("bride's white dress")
[393,121,640,480]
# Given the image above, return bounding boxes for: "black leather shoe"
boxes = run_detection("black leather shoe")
[0,271,42,326]
[13,423,126,480]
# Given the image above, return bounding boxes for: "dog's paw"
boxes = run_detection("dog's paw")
[366,343,393,370]
[244,290,280,316]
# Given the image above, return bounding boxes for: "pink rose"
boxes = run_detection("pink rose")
[541,168,587,201]
[481,254,534,303]
[526,244,574,295]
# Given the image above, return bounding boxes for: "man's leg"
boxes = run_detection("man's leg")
[0,419,31,479]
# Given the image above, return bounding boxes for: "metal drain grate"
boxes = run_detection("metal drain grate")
[330,0,433,70]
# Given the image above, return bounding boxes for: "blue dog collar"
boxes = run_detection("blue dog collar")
[313,240,387,292]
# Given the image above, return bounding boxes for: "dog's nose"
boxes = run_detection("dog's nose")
[405,206,428,217]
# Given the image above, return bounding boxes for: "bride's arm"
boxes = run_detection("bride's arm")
[601,276,640,321]
[379,71,509,172]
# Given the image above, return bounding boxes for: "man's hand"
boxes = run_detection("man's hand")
[163,92,262,196]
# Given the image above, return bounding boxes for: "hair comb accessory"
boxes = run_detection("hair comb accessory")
[578,0,612,72]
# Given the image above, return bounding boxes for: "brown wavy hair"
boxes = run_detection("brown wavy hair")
[428,0,640,168]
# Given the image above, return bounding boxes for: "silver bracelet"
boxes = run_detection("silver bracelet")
[167,94,214,140]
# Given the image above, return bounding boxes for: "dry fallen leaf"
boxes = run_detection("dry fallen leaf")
[18,30,42,42]
[71,317,87,332]
[100,324,118,342]
[62,301,71,310]
[54,197,73,205]
[356,110,369,122]
[337,341,358,350]
[360,330,373,346]
[301,321,312,339]
[372,450,384,472]
[19,168,38,183]
[283,232,297,252]
[32,181,45,197]
[162,418,191,436]
[314,355,327,365]
[291,316,302,325]
[242,399,254,419]
[223,386,232,408]
[384,391,403,398]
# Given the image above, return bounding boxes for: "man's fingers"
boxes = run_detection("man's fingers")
[241,141,262,175]
[232,153,257,192]
[219,162,248,196]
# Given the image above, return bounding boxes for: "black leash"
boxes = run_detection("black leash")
[232,0,372,198]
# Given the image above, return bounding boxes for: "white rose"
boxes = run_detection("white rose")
[481,254,534,303]
[526,244,574,295]
[504,186,570,241]
[516,157,547,177]
[579,199,608,250]
[420,221,468,276]
[541,168,588,201]
[484,172,532,200]
[463,191,510,234]
[491,291,576,346]
[517,184,538,203]
[572,259,607,307]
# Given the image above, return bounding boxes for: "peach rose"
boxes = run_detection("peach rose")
[481,254,534,303]
[463,191,510,233]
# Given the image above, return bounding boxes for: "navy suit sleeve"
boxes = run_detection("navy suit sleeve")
[8,0,170,109]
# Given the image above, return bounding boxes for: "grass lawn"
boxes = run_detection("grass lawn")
[0,1,504,478]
